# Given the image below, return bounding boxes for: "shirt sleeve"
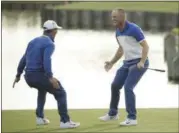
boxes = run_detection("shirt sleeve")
[43,43,55,78]
[16,54,26,77]
[132,26,145,43]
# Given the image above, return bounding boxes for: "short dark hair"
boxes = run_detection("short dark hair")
[43,28,57,34]
[43,30,53,34]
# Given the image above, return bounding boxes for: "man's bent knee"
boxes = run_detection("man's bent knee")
[54,89,67,100]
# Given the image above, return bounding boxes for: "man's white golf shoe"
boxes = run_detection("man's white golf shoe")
[36,117,50,125]
[99,114,119,121]
[120,118,137,126]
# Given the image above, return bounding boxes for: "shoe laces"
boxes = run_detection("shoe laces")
[69,120,77,125]
[125,118,131,123]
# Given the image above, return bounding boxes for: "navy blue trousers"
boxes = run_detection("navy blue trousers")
[24,72,70,123]
[108,58,149,119]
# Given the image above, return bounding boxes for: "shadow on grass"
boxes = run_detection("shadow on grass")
[14,123,136,132]
[94,124,137,132]
[14,125,49,133]
[45,123,116,132]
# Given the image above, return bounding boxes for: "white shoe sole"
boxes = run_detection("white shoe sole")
[36,121,50,125]
[120,123,137,126]
[60,123,80,129]
[120,124,137,126]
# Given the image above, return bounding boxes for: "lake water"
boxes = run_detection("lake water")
[2,11,178,110]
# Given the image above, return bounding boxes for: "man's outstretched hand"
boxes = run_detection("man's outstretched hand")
[49,77,60,89]
[13,77,20,88]
[104,61,114,72]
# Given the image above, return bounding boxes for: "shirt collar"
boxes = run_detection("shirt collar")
[124,21,130,31]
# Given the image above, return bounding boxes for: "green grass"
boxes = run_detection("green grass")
[2,109,179,132]
[52,2,179,13]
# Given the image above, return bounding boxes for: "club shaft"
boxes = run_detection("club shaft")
[123,66,165,72]
[147,68,165,72]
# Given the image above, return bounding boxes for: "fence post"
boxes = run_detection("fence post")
[164,28,179,84]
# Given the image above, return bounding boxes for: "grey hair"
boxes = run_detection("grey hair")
[113,8,125,13]
[112,8,127,19]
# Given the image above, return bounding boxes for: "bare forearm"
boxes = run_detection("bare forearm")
[110,47,123,64]
[140,44,149,63]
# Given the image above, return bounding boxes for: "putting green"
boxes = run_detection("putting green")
[2,109,179,132]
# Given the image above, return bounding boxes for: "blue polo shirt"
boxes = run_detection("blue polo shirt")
[116,21,145,61]
[16,35,55,78]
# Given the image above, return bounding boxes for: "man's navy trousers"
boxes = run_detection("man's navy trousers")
[24,71,70,123]
[109,58,149,119]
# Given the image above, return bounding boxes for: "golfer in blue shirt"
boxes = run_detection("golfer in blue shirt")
[99,9,149,126]
[13,20,80,129]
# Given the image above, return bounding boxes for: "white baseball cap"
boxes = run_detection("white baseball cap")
[43,20,62,31]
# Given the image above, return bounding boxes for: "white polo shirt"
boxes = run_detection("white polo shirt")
[116,21,145,61]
